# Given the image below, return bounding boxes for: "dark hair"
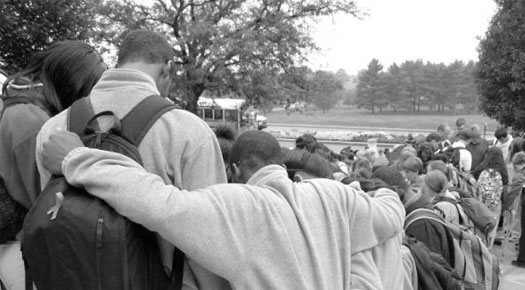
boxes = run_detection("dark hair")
[494,127,508,140]
[295,134,320,152]
[283,149,333,179]
[426,132,442,142]
[455,117,467,127]
[352,157,372,178]
[371,166,408,200]
[214,124,237,164]
[4,41,106,115]
[117,30,175,67]
[473,146,508,184]
[229,130,282,169]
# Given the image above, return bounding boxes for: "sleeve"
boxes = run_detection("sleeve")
[349,188,405,253]
[503,171,525,210]
[35,127,52,190]
[11,135,41,209]
[62,147,253,280]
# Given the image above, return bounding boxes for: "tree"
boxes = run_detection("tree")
[0,0,99,73]
[309,70,343,113]
[356,59,384,113]
[477,0,525,132]
[95,0,361,113]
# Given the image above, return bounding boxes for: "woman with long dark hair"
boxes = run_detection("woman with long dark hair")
[473,146,508,248]
[0,40,106,290]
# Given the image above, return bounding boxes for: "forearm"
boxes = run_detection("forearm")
[351,188,405,253]
[62,148,245,278]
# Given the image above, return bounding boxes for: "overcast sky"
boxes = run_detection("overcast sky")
[308,0,498,76]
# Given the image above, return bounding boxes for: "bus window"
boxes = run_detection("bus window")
[214,109,223,121]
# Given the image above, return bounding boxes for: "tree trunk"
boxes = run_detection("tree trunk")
[186,83,205,114]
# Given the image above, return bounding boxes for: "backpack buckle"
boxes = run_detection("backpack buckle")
[47,192,64,220]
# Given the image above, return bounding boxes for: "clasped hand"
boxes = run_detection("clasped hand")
[42,130,84,175]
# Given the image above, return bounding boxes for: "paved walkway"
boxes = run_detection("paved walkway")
[493,237,525,290]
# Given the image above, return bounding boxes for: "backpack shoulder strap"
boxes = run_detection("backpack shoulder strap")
[405,208,446,231]
[120,95,178,146]
[67,97,96,136]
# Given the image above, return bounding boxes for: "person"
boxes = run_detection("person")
[214,124,237,182]
[372,166,456,267]
[504,152,525,268]
[401,157,424,190]
[473,146,507,248]
[455,117,467,134]
[465,125,490,170]
[450,130,472,172]
[0,40,106,290]
[282,149,333,181]
[35,30,228,289]
[40,129,405,290]
[493,127,513,163]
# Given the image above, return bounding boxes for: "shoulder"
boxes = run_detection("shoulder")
[1,102,50,136]
[155,108,214,136]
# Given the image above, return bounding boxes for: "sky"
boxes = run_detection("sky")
[308,0,498,76]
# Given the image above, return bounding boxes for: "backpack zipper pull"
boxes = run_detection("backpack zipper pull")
[47,191,64,220]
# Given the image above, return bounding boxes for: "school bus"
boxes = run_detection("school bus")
[196,97,267,132]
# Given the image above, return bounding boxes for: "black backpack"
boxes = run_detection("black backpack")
[22,95,184,290]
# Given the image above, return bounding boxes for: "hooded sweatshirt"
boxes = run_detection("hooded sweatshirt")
[0,84,49,210]
[36,68,228,290]
[61,148,405,290]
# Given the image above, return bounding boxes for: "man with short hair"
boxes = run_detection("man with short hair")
[36,30,228,289]
[371,166,455,267]
[493,127,513,162]
[451,130,472,172]
[466,125,489,170]
[40,129,405,290]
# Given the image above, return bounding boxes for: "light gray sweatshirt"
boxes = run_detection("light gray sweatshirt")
[36,69,229,290]
[62,148,406,290]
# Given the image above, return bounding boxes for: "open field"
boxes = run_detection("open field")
[266,107,500,131]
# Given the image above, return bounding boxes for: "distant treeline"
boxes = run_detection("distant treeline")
[355,59,478,114]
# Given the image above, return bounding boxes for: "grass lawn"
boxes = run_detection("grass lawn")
[266,107,500,131]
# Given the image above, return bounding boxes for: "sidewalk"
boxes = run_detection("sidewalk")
[492,237,525,290]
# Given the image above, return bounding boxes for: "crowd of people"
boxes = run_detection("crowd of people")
[0,28,523,290]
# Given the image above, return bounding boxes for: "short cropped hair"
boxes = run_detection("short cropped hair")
[229,130,282,169]
[117,30,175,66]
[424,170,448,194]
[494,127,508,140]
[426,132,442,142]
[456,117,467,128]
[402,157,423,173]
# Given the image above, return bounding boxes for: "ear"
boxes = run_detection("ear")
[161,60,174,78]
[232,162,242,180]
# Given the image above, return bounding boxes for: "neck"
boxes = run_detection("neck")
[118,62,162,81]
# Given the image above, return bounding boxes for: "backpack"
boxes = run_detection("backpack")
[0,96,49,243]
[405,208,500,290]
[477,169,503,210]
[433,195,497,236]
[403,236,463,290]
[22,95,184,290]
[449,166,480,199]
